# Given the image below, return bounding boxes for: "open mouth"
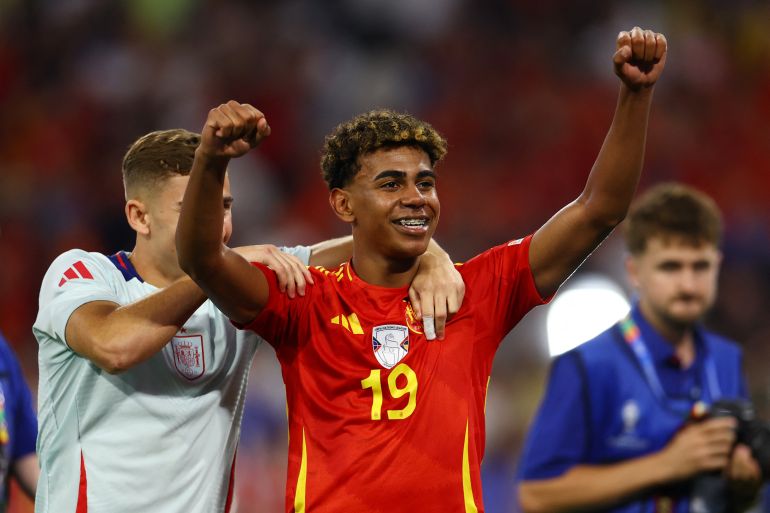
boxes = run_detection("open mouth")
[392,217,430,233]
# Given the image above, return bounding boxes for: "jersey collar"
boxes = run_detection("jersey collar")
[107,251,144,283]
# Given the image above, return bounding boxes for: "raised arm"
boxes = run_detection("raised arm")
[177,101,273,324]
[530,27,667,297]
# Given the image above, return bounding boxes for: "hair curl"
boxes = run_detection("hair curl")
[320,109,447,189]
[625,182,723,254]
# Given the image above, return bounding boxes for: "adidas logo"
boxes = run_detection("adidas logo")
[58,261,94,287]
[330,312,363,335]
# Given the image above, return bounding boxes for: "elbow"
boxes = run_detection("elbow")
[517,483,552,513]
[577,197,628,236]
[92,349,134,374]
[84,335,138,374]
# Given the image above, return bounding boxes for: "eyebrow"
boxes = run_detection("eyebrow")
[373,170,436,181]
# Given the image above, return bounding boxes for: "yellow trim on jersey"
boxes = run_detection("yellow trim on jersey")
[294,429,308,513]
[347,313,363,334]
[462,421,479,513]
[484,377,490,414]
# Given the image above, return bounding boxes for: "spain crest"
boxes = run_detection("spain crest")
[372,324,409,369]
[171,334,206,380]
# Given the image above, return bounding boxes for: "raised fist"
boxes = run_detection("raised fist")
[614,27,667,91]
[198,100,271,160]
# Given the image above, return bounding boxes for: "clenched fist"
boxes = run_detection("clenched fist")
[198,100,271,160]
[614,27,667,91]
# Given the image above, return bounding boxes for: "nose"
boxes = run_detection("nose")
[677,268,698,294]
[400,184,427,208]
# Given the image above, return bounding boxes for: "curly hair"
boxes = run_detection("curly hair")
[625,182,723,254]
[122,129,201,199]
[320,109,448,189]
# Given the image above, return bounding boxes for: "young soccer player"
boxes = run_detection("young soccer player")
[33,129,461,513]
[177,27,667,512]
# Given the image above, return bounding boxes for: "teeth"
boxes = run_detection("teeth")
[398,219,427,227]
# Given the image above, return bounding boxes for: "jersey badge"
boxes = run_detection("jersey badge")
[403,301,423,335]
[372,325,409,369]
[171,334,206,380]
[58,260,94,287]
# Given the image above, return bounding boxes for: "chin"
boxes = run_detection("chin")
[666,308,707,327]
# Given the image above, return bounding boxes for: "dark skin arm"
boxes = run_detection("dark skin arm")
[530,27,667,297]
[177,103,468,333]
[177,102,274,324]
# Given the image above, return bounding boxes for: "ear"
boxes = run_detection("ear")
[329,188,355,223]
[625,254,640,289]
[125,199,151,236]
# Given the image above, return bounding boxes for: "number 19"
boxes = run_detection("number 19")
[360,363,418,420]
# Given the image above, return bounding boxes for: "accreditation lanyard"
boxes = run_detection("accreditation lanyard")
[619,316,722,411]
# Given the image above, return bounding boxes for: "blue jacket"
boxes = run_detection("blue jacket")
[518,305,747,512]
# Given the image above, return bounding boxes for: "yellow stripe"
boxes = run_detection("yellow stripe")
[484,377,490,414]
[294,429,308,513]
[462,421,478,513]
[341,315,350,330]
[348,313,364,335]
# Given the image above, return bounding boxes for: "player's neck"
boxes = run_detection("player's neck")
[350,252,419,288]
[129,243,185,288]
[639,301,697,368]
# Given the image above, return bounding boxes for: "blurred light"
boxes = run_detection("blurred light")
[546,274,630,357]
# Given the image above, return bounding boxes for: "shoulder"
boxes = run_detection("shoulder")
[38,249,122,305]
[45,249,114,279]
[701,329,743,357]
[460,236,532,272]
[569,324,626,369]
[279,245,312,266]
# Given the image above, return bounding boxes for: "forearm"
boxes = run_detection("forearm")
[68,278,206,373]
[12,454,39,498]
[310,236,451,269]
[578,85,654,228]
[309,236,353,268]
[519,452,673,513]
[177,148,230,279]
[425,238,452,261]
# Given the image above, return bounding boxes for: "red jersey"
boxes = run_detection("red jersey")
[244,235,547,512]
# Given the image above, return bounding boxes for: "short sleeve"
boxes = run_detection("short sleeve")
[517,351,590,480]
[33,250,120,349]
[237,262,318,352]
[460,235,551,343]
[279,245,312,266]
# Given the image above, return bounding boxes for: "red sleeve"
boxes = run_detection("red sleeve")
[460,234,551,345]
[235,262,315,352]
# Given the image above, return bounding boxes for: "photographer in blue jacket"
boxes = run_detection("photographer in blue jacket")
[517,183,762,513]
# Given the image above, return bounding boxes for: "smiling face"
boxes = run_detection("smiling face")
[331,146,439,263]
[627,236,721,333]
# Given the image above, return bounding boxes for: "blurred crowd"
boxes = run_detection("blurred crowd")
[1,0,769,511]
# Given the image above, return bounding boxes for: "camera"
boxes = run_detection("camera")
[706,399,770,478]
[689,399,770,513]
